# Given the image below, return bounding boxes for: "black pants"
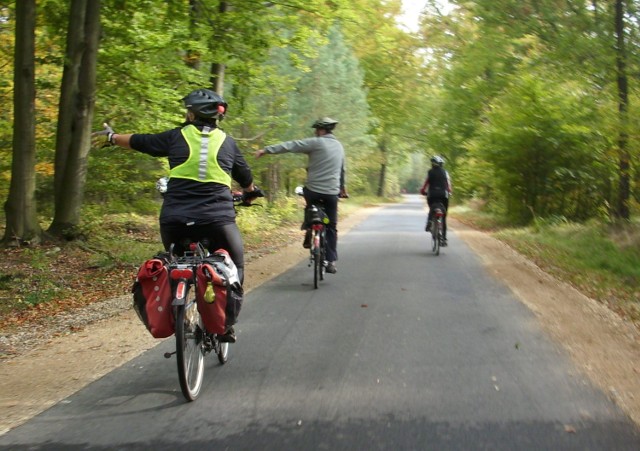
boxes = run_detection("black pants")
[303,187,339,262]
[160,221,244,325]
[427,197,449,239]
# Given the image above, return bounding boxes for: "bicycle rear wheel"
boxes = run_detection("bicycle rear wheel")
[319,230,326,281]
[431,220,440,256]
[313,230,321,289]
[175,287,205,401]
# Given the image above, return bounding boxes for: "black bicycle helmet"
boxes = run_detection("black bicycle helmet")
[311,117,339,131]
[182,89,228,120]
[431,155,445,166]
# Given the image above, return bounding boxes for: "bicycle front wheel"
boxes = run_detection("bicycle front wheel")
[175,288,205,401]
[217,341,229,364]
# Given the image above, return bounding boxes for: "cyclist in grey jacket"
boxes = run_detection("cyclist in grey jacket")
[255,117,348,274]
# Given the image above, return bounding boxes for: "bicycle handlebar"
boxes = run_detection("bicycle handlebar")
[232,186,265,207]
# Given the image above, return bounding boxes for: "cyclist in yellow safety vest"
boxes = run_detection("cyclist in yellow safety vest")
[92,89,263,343]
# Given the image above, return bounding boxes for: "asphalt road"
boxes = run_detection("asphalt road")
[1,196,639,450]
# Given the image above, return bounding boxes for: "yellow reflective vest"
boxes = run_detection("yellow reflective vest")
[170,125,231,187]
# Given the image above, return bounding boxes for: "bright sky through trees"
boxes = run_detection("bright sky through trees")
[398,0,452,31]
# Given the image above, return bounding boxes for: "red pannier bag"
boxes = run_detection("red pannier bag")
[195,261,228,335]
[132,256,174,338]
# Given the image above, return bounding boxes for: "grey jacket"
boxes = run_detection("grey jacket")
[264,134,345,195]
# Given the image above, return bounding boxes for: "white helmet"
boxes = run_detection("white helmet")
[431,155,445,166]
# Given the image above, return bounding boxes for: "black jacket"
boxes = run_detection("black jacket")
[130,125,253,225]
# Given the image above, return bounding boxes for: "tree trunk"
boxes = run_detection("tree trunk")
[209,1,228,95]
[3,0,42,246]
[376,140,387,197]
[267,161,280,201]
[210,62,226,95]
[48,0,101,239]
[377,162,387,197]
[614,0,630,220]
[186,0,200,68]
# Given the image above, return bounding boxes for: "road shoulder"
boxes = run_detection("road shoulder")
[452,218,640,426]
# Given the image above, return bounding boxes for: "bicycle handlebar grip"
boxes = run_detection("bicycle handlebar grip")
[241,187,265,205]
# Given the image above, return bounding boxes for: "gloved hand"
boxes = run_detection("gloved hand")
[339,188,349,199]
[156,176,169,196]
[91,123,115,148]
[241,186,265,205]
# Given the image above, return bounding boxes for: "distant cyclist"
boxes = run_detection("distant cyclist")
[255,117,347,274]
[420,155,452,246]
[92,88,263,343]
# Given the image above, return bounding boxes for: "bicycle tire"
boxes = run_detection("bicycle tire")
[217,341,229,364]
[432,220,440,256]
[319,230,326,281]
[313,230,321,289]
[175,286,205,401]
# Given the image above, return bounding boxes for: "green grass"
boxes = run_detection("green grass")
[451,206,640,323]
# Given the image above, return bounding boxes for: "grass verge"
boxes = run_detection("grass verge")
[450,206,640,325]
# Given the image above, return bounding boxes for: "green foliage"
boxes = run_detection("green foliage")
[470,69,609,222]
[341,1,428,196]
[244,24,375,197]
[236,195,302,246]
[414,1,638,223]
[2,0,429,236]
[2,0,638,241]
[86,148,166,214]
[84,213,162,266]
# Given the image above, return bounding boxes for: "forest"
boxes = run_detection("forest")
[1,0,639,245]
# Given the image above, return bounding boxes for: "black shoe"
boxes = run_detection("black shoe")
[441,239,448,247]
[303,230,311,249]
[326,261,337,274]
[219,326,236,343]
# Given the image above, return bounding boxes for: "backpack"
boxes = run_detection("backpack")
[132,253,174,338]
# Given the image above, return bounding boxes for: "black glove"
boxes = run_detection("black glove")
[91,123,115,148]
[241,186,265,205]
